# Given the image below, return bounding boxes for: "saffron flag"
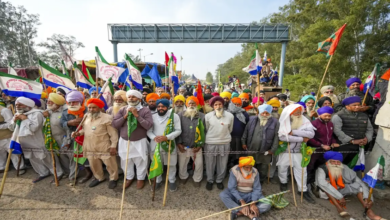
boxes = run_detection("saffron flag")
[149,142,163,179]
[242,43,262,75]
[39,60,76,90]
[0,72,43,99]
[8,62,17,76]
[300,142,316,167]
[194,118,205,148]
[9,120,23,154]
[95,46,109,65]
[43,116,61,153]
[161,109,175,153]
[96,58,125,83]
[196,80,205,106]
[348,145,365,171]
[125,54,143,90]
[74,62,94,89]
[363,155,385,188]
[317,24,347,58]
[172,52,177,71]
[363,64,380,97]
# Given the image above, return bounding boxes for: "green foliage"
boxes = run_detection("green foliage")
[216,0,390,101]
[205,71,213,84]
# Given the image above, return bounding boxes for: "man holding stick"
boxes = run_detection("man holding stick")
[112,90,153,190]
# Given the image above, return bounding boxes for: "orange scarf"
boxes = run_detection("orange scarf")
[327,163,346,208]
[243,105,254,111]
[240,167,252,179]
[67,99,86,118]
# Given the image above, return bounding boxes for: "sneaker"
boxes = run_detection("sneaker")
[206,182,213,191]
[151,181,163,191]
[280,183,288,191]
[169,182,177,192]
[193,181,201,188]
[108,180,117,189]
[217,182,224,190]
[302,191,316,203]
[89,178,106,188]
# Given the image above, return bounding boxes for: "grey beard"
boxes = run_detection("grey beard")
[290,115,303,130]
[175,106,184,114]
[307,106,315,112]
[327,163,344,179]
[258,115,271,126]
[91,112,100,119]
[348,88,360,96]
[183,107,198,119]
[128,100,140,107]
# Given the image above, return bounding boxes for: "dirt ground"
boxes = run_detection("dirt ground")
[1,168,390,220]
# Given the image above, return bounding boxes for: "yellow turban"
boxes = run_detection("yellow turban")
[220,91,232,99]
[41,92,48,99]
[239,156,255,167]
[114,90,127,102]
[267,99,281,108]
[48,93,66,106]
[238,93,249,99]
[174,95,185,104]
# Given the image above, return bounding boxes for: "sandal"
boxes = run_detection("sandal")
[32,175,49,183]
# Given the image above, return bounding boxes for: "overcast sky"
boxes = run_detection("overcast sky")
[12,0,288,79]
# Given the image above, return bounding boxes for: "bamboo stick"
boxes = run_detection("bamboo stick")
[162,140,172,206]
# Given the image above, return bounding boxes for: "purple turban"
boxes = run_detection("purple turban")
[156,99,170,107]
[296,101,306,109]
[66,90,84,103]
[346,77,362,87]
[324,151,343,162]
[342,96,361,106]
[317,106,334,115]
[209,96,224,107]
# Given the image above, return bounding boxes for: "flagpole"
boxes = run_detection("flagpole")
[364,188,374,217]
[95,57,99,93]
[73,143,79,187]
[39,65,48,92]
[152,177,156,201]
[162,140,172,206]
[314,55,333,106]
[0,148,13,199]
[119,139,131,220]
[362,87,369,105]
[301,169,304,203]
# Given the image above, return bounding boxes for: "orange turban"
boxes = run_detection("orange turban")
[238,93,249,99]
[231,97,242,105]
[160,93,171,100]
[86,98,105,109]
[239,156,255,167]
[146,93,160,102]
[186,96,199,106]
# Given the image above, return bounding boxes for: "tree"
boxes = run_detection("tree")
[38,34,84,67]
[0,1,40,67]
[205,71,213,84]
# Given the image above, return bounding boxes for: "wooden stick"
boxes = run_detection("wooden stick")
[16,154,22,177]
[73,143,79,187]
[301,169,304,203]
[152,178,156,201]
[287,143,297,207]
[50,141,59,187]
[162,140,172,206]
[119,139,131,220]
[362,87,369,105]
[146,170,151,185]
[0,149,13,199]
[364,188,374,216]
[314,55,334,107]
[268,164,270,184]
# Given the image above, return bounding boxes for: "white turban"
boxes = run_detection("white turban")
[126,90,142,99]
[16,97,35,108]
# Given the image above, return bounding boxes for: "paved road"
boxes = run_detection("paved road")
[1,169,389,220]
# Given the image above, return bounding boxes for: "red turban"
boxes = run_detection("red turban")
[86,98,105,109]
[146,93,160,102]
[186,96,199,106]
[231,97,242,105]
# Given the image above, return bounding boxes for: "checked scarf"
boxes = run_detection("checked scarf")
[43,117,60,154]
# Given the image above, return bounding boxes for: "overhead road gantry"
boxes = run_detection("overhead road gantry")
[107,23,290,86]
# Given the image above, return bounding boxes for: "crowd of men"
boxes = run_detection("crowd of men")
[0,70,389,220]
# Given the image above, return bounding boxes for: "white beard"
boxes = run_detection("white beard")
[306,105,315,112]
[113,102,127,115]
[183,107,198,120]
[128,100,140,107]
[175,106,184,114]
[47,104,59,111]
[90,112,100,119]
[215,108,224,118]
[290,115,303,130]
[68,104,81,111]
[327,163,344,179]
[258,115,271,126]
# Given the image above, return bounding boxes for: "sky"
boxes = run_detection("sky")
[11,0,289,79]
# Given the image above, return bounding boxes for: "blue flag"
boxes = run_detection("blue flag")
[141,64,151,77]
[148,64,162,87]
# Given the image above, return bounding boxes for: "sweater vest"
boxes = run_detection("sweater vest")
[0,106,13,140]
[337,109,368,139]
[231,165,258,193]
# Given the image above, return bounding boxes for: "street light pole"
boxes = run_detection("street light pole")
[137,48,143,61]
[143,53,153,62]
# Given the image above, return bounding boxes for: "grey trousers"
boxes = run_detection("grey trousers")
[255,154,272,183]
[29,154,64,177]
[219,189,271,215]
[205,144,230,183]
[58,147,76,179]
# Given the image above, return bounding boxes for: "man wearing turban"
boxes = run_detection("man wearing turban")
[12,97,64,183]
[107,90,127,116]
[220,92,232,110]
[238,93,253,112]
[300,95,316,121]
[241,104,279,184]
[204,96,234,191]
[142,88,152,106]
[203,94,214,114]
[42,93,75,182]
[147,99,182,192]
[176,96,205,187]
[331,96,374,164]
[219,156,271,219]
[73,98,119,189]
[159,92,171,101]
[113,90,153,190]
[60,90,92,184]
[173,95,186,114]
[320,85,339,105]
[267,99,281,119]
[146,93,159,115]
[306,106,339,195]
[277,104,316,203]
[204,87,212,95]
[89,86,101,99]
[334,77,374,114]
[315,151,382,219]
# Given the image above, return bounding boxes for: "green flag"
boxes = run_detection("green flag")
[61,60,70,77]
[300,142,316,167]
[95,46,109,65]
[43,117,60,154]
[127,112,137,138]
[149,143,164,179]
[259,191,289,209]
[161,109,175,153]
[274,141,288,156]
[194,118,205,148]
[107,76,115,96]
[73,141,87,165]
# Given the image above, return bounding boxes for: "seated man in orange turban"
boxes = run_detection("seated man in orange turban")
[219,156,271,220]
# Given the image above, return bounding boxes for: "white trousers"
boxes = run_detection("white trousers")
[277,153,307,192]
[178,148,203,182]
[120,157,147,180]
[29,153,64,177]
[0,139,25,170]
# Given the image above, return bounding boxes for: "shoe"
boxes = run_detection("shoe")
[217,182,224,190]
[89,178,106,188]
[108,180,117,189]
[125,179,133,189]
[32,175,50,183]
[18,169,26,175]
[151,181,163,191]
[193,181,201,188]
[302,191,316,203]
[310,183,320,198]
[280,183,288,191]
[180,178,188,185]
[78,167,93,184]
[169,182,178,192]
[206,182,213,191]
[136,180,145,189]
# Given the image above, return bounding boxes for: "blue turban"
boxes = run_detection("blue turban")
[300,95,316,103]
[346,77,362,87]
[156,99,170,107]
[342,96,361,106]
[231,92,239,98]
[317,106,334,115]
[89,86,101,94]
[258,104,272,114]
[296,101,306,109]
[324,151,343,162]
